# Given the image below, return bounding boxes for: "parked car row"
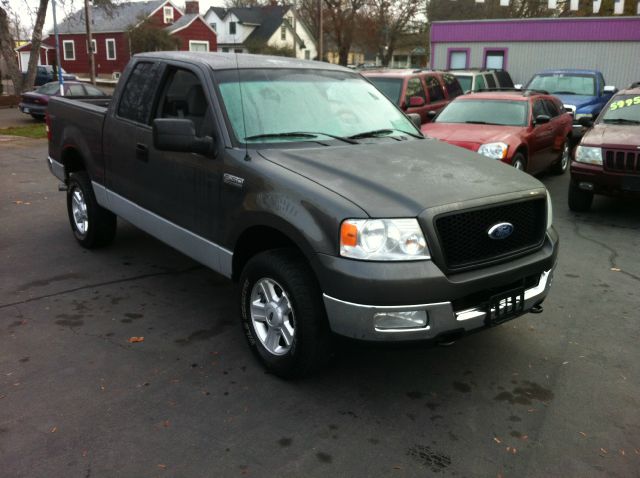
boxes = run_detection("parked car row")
[19,81,108,120]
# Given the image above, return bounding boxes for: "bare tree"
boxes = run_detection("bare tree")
[324,0,367,65]
[22,0,50,91]
[0,4,24,92]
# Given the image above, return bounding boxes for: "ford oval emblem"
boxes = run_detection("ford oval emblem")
[488,222,514,240]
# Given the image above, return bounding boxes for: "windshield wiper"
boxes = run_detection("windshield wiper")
[552,91,578,95]
[603,118,640,125]
[348,128,422,140]
[244,131,358,144]
[463,120,500,125]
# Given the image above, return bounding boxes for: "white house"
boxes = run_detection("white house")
[204,5,317,60]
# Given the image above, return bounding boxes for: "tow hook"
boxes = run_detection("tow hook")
[530,303,544,314]
[58,183,68,192]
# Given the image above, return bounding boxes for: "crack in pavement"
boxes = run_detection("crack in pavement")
[571,219,640,283]
[0,266,203,310]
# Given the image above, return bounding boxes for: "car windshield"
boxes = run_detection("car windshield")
[435,99,529,126]
[600,94,640,124]
[36,83,60,95]
[365,77,403,104]
[455,75,472,92]
[527,74,596,96]
[216,69,416,144]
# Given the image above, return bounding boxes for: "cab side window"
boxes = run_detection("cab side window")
[474,74,486,91]
[118,61,164,124]
[153,68,211,137]
[425,75,445,102]
[405,77,427,105]
[543,99,560,118]
[532,100,547,120]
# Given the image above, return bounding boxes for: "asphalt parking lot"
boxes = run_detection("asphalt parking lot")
[1,135,639,477]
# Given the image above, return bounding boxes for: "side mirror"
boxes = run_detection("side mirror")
[578,116,594,128]
[534,114,550,125]
[408,96,426,107]
[427,110,438,120]
[153,118,214,155]
[603,85,617,96]
[407,113,422,129]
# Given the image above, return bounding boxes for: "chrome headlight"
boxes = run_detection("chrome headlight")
[340,218,430,261]
[546,191,553,229]
[575,146,602,165]
[478,142,508,160]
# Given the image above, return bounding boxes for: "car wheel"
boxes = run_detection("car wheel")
[30,114,44,121]
[568,181,593,212]
[551,138,570,175]
[239,248,332,379]
[66,172,117,248]
[511,153,527,172]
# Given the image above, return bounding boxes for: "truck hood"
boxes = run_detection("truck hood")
[554,94,599,112]
[581,124,640,149]
[258,139,544,217]
[422,123,522,151]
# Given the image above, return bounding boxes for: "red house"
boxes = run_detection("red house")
[16,0,216,78]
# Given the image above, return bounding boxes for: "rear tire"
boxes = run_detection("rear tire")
[551,138,570,175]
[239,248,332,379]
[511,153,527,172]
[568,181,593,212]
[66,172,117,248]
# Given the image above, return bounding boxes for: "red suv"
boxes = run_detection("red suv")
[569,84,640,211]
[421,90,573,175]
[362,70,463,124]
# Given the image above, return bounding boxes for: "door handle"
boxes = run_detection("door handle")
[135,143,149,162]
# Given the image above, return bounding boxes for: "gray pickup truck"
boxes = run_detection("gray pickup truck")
[47,52,558,378]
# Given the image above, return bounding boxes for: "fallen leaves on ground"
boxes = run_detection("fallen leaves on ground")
[610,267,621,272]
[128,336,144,343]
[579,432,587,437]
[494,437,502,444]
[506,446,517,455]
[50,426,57,433]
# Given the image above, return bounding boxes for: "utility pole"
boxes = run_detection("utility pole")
[51,0,64,95]
[318,0,323,61]
[84,0,96,85]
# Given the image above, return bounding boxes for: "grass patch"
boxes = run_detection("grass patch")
[0,123,47,139]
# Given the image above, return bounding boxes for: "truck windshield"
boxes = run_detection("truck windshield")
[527,74,596,96]
[435,99,529,126]
[216,69,415,144]
[600,95,640,124]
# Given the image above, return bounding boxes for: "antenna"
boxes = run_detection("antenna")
[233,35,250,161]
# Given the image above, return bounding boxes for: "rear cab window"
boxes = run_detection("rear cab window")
[366,76,404,105]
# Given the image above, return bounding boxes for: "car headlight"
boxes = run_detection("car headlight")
[575,113,593,120]
[478,142,508,160]
[575,146,602,165]
[340,218,430,261]
[546,191,553,230]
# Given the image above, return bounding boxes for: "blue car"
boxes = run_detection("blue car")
[525,69,617,141]
[23,65,77,87]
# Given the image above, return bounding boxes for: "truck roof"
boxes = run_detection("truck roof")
[136,51,351,72]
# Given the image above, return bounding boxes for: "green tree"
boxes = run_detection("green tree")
[127,19,180,55]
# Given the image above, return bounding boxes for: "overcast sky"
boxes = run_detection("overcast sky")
[12,0,226,37]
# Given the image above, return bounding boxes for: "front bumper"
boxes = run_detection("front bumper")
[571,161,640,197]
[323,268,554,341]
[19,103,46,116]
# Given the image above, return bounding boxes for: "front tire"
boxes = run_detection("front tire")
[239,249,332,379]
[66,172,117,248]
[511,152,527,172]
[568,181,593,212]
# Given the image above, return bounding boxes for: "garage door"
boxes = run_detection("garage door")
[19,51,41,72]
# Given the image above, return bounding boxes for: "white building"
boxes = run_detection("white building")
[204,5,317,60]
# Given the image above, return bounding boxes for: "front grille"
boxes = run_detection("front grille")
[604,149,640,175]
[435,198,547,271]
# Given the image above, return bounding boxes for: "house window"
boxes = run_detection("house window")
[222,47,229,52]
[106,39,116,60]
[163,6,174,24]
[63,40,75,61]
[189,41,209,52]
[229,22,236,35]
[281,25,286,40]
[210,22,216,32]
[304,50,310,60]
[447,49,468,70]
[234,48,243,53]
[87,39,97,54]
[484,49,507,69]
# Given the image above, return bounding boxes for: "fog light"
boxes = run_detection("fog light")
[374,310,428,330]
[579,182,594,191]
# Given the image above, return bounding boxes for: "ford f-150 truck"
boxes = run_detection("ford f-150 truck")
[47,52,558,378]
